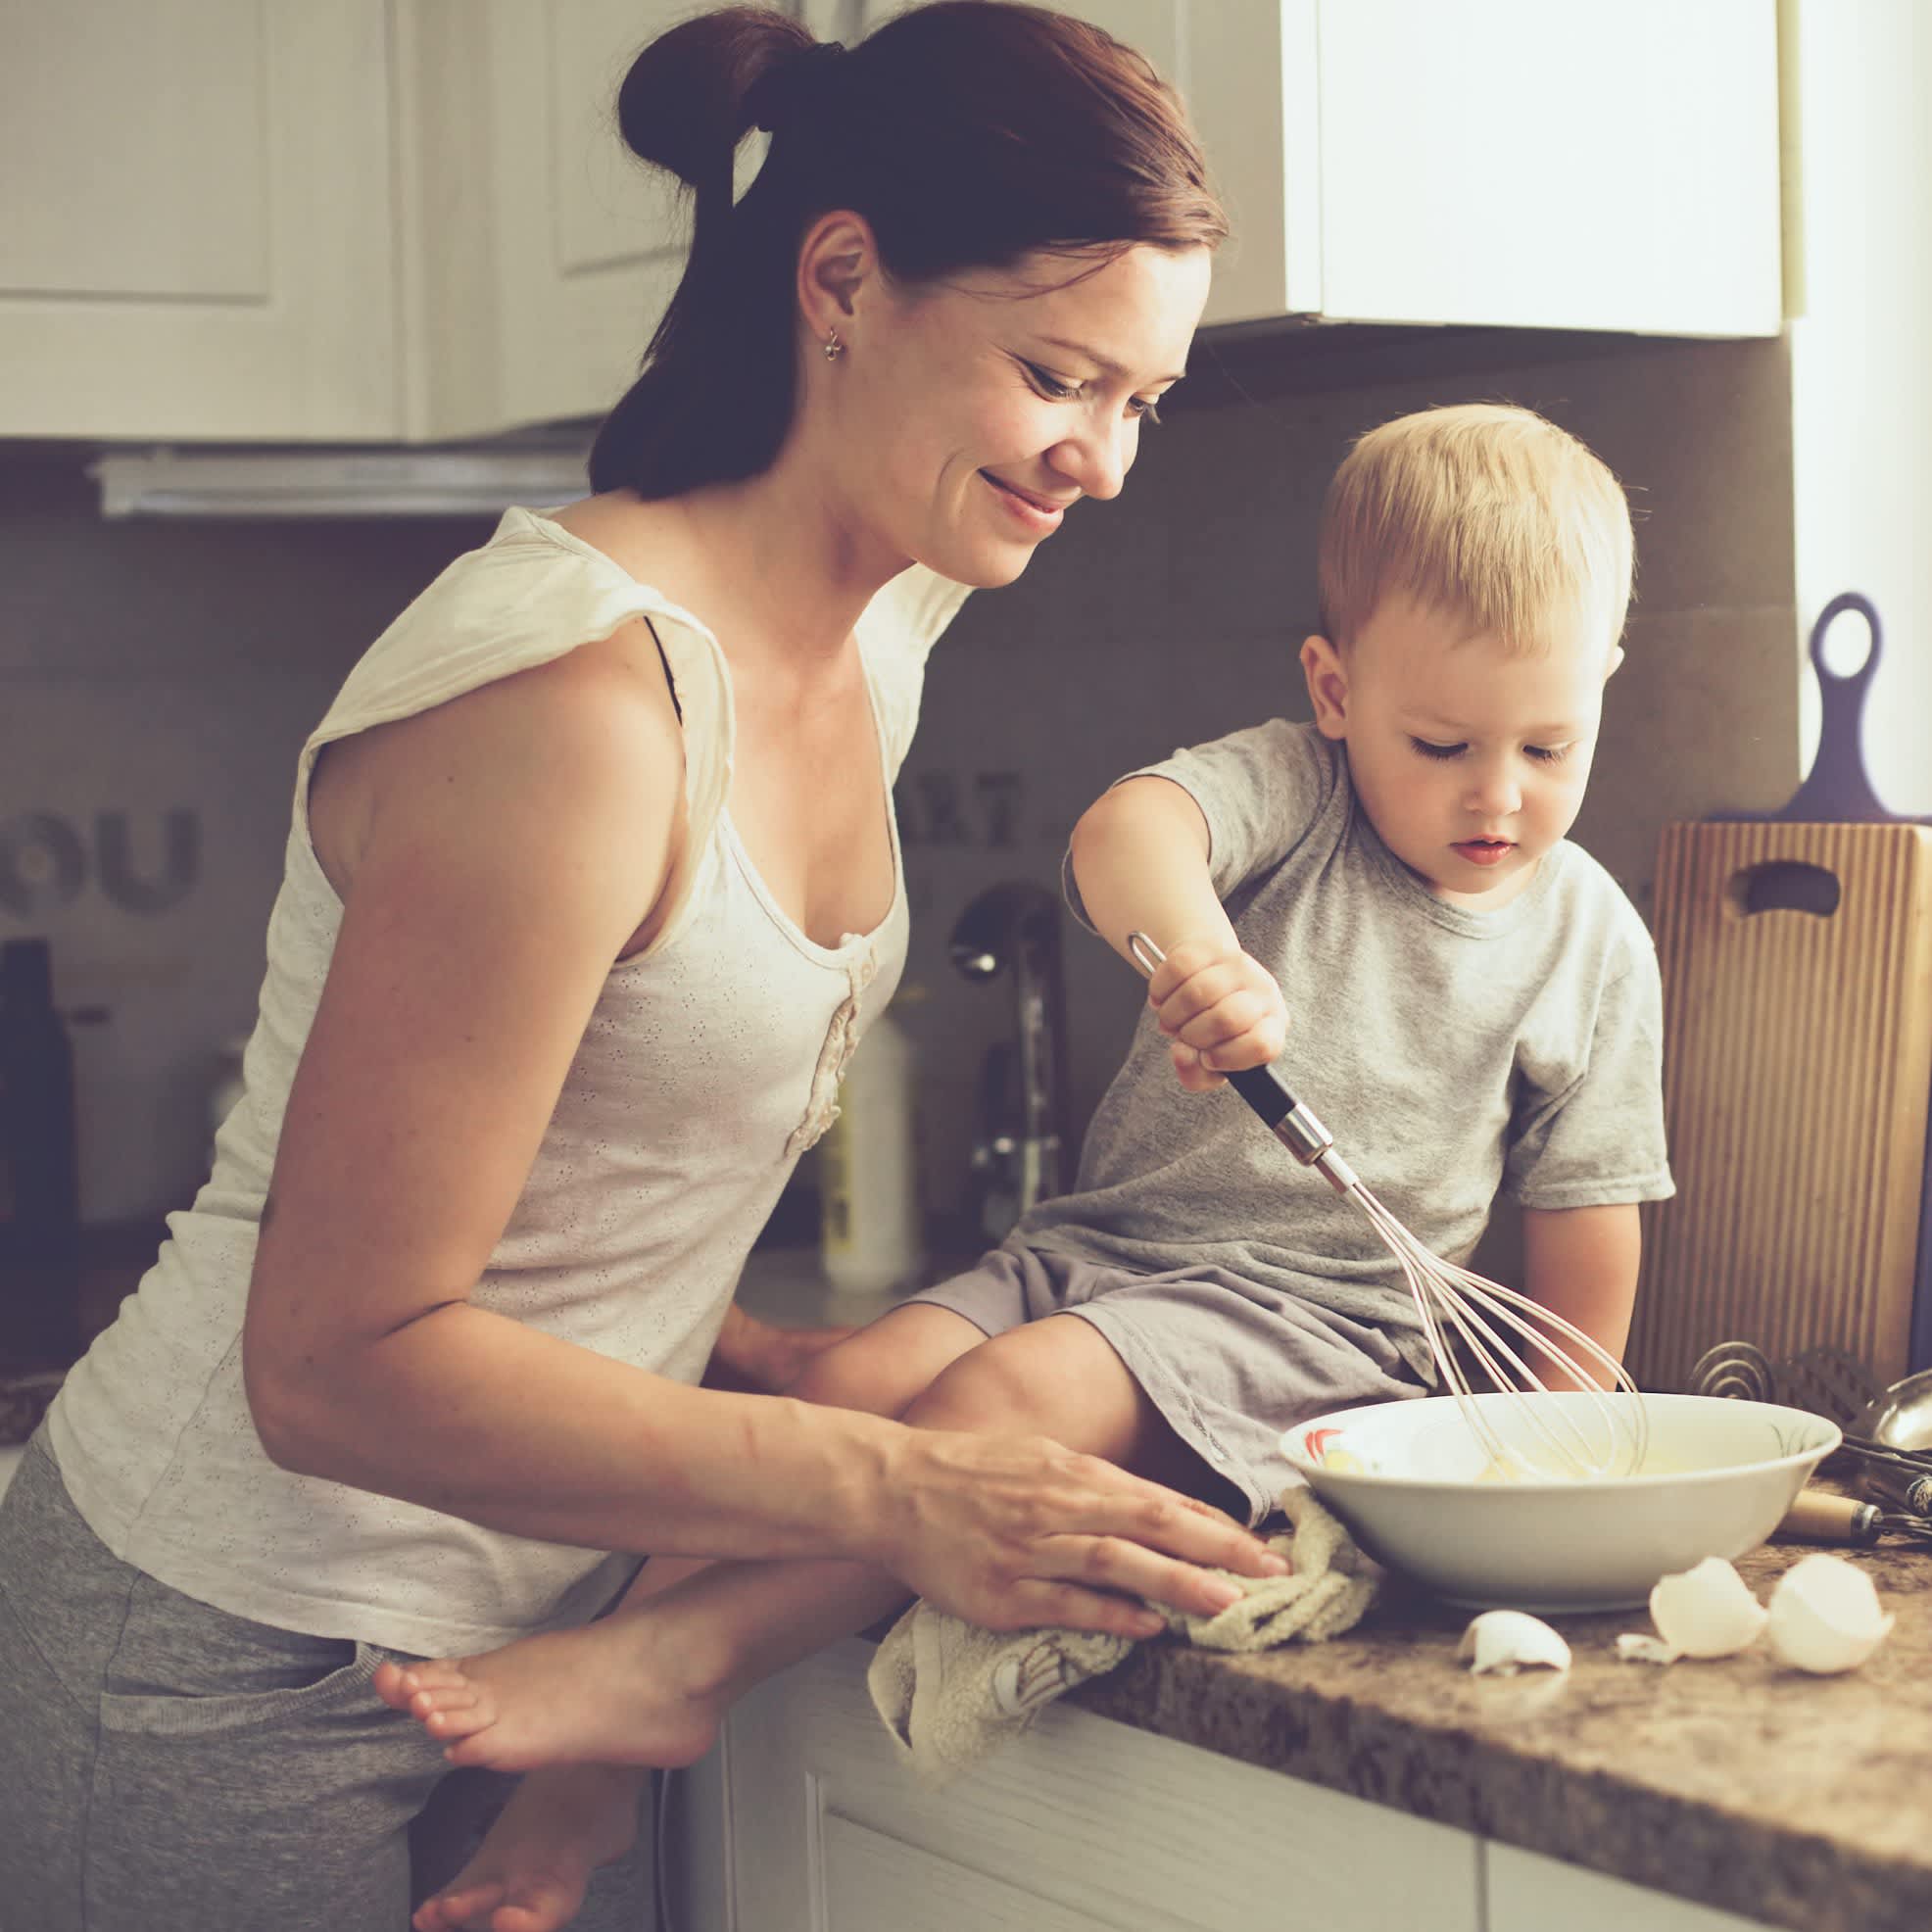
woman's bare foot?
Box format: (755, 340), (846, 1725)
(412, 1762), (645, 1932)
(373, 1607), (730, 1772)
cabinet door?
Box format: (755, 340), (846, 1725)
(1305, 0), (1782, 335)
(0, 1), (398, 439)
(720, 1638), (1479, 1932)
(400, 0), (794, 442)
(853, 0), (1780, 339)
(1484, 1843), (1779, 1932)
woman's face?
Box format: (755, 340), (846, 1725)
(835, 243), (1211, 588)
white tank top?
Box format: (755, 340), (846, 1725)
(47, 507), (970, 1654)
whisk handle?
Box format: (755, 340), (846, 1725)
(1229, 1063), (1347, 1174)
(1224, 1063), (1294, 1129)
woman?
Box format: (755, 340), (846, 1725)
(0, 7), (1268, 1928)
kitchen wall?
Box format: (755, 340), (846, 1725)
(0, 324), (1800, 1256)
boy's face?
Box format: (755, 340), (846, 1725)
(1301, 597), (1617, 910)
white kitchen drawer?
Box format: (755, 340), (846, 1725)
(1484, 1841), (1779, 1932)
(820, 1811), (1127, 1932)
(722, 1637), (1479, 1932)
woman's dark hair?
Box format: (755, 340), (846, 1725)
(588, 2), (1227, 499)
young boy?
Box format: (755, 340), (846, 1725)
(385, 403), (1672, 1932)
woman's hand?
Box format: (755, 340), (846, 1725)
(703, 1305), (856, 1397)
(1143, 939), (1288, 1093)
(874, 1429), (1286, 1637)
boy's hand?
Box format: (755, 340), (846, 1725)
(703, 1304), (856, 1396)
(1144, 939), (1289, 1093)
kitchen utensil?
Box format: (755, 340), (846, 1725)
(1688, 1340), (1932, 1539)
(1753, 1487), (1932, 1549)
(1686, 1339), (1883, 1429)
(1281, 1393), (1839, 1611)
(1628, 595), (1932, 1391)
(1124, 932), (1647, 1480)
(1845, 1367), (1932, 1515)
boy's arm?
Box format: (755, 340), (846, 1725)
(1068, 777), (1287, 1090)
(1068, 775), (1236, 960)
(1520, 1202), (1642, 1387)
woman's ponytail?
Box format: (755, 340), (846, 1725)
(611, 9), (813, 247)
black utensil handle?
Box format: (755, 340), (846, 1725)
(1225, 1062), (1295, 1128)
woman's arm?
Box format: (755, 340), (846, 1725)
(242, 638), (1275, 1629)
(1069, 776), (1287, 1089)
(1520, 1202), (1642, 1387)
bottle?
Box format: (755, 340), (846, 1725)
(0, 939), (82, 1366)
(819, 988), (924, 1298)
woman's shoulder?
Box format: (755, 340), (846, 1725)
(310, 621), (687, 901)
(316, 507), (713, 744)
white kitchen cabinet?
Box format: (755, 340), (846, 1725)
(692, 1638), (1792, 1932)
(858, 0), (1782, 337)
(1483, 1842), (1778, 1932)
(0, 0), (1780, 445)
(0, 2), (399, 440)
(715, 1637), (1479, 1932)
(0, 0), (783, 444)
(393, 0), (705, 441)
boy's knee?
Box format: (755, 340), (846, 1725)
(902, 1339), (1049, 1436)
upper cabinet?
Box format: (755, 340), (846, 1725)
(0, 3), (399, 440)
(0, 0), (741, 444)
(862, 0), (1784, 338)
(0, 0), (1782, 447)
(393, 0), (706, 441)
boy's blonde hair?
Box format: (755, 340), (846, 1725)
(1317, 404), (1633, 657)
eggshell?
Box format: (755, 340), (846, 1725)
(1614, 1632), (1680, 1666)
(1648, 1557), (1768, 1659)
(1765, 1553), (1895, 1675)
(1459, 1610), (1572, 1675)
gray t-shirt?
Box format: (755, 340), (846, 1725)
(1018, 719), (1674, 1381)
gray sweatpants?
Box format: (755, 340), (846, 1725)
(0, 1429), (653, 1931)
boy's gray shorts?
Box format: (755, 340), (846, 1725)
(0, 1428), (652, 1932)
(906, 1246), (1425, 1523)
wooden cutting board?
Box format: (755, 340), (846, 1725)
(1628, 596), (1932, 1390)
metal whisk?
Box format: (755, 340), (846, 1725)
(1126, 934), (1649, 1480)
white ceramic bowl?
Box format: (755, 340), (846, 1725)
(1280, 1393), (1841, 1612)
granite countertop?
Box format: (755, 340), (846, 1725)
(1074, 1497), (1932, 1932)
(738, 1246), (1932, 1932)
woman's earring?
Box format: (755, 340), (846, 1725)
(823, 328), (845, 362)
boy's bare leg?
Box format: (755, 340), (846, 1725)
(398, 1312), (1223, 1780)
(403, 1303), (986, 1932)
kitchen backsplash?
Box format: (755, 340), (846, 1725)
(0, 327), (1800, 1237)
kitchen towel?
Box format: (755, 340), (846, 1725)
(866, 1484), (1377, 1786)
